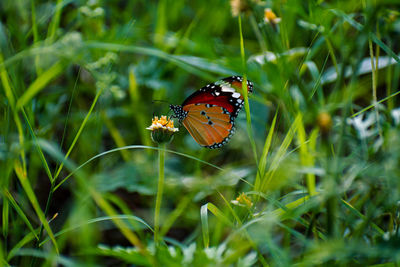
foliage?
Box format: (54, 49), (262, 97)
(1, 0), (400, 266)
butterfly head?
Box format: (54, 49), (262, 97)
(169, 104), (188, 122)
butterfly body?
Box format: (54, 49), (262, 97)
(170, 76), (253, 149)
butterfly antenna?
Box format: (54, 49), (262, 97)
(151, 99), (173, 120)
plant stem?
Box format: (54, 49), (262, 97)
(154, 143), (166, 246)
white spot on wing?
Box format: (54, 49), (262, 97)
(232, 92), (241, 98)
(221, 85), (235, 92)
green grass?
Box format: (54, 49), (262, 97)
(1, 0), (400, 266)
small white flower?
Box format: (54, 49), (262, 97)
(264, 8), (281, 24)
(391, 107), (400, 125)
(347, 113), (377, 139)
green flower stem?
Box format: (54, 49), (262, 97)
(154, 143), (166, 246)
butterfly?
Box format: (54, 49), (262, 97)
(170, 76), (253, 149)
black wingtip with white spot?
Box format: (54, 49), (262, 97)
(223, 76), (254, 93)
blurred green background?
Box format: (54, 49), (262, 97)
(1, 0), (400, 266)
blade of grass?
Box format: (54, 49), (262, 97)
(101, 112), (130, 161)
(40, 215), (153, 247)
(13, 161), (59, 253)
(160, 196), (191, 237)
(85, 42), (215, 80)
(154, 0), (167, 48)
(7, 231), (37, 261)
(0, 244), (9, 267)
(21, 109), (53, 182)
(105, 194), (146, 240)
(91, 191), (151, 259)
(16, 61), (65, 110)
(246, 191), (326, 240)
(154, 143), (165, 246)
(203, 203), (235, 227)
(0, 53), (27, 175)
(217, 191), (242, 225)
(13, 113), (27, 173)
(46, 0), (63, 42)
(53, 83), (104, 181)
(249, 13), (267, 52)
(351, 90), (400, 117)
(53, 145), (253, 192)
(307, 56), (328, 103)
(200, 204), (210, 248)
(260, 114), (301, 192)
(201, 203), (234, 248)
(330, 9), (400, 64)
(0, 53), (16, 109)
(254, 111), (278, 193)
(128, 69), (151, 147)
(238, 14), (258, 166)
(216, 190), (270, 265)
(13, 249), (75, 266)
(324, 35), (340, 79)
(369, 37), (382, 138)
(57, 66), (80, 170)
(2, 196), (8, 239)
(271, 194), (313, 218)
(296, 115), (317, 196)
(341, 199), (384, 235)
(38, 140), (154, 263)
(30, 0), (42, 75)
(3, 189), (39, 240)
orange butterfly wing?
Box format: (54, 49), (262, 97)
(182, 104), (235, 148)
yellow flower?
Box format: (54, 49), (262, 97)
(235, 192), (253, 208)
(146, 116), (178, 144)
(264, 8), (281, 24)
(317, 112), (332, 133)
